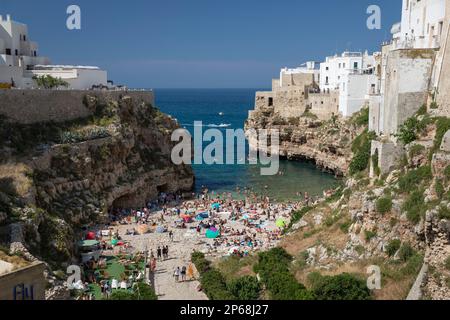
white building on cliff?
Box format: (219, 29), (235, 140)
(0, 14), (108, 89)
(319, 51), (380, 117)
(392, 0), (446, 50)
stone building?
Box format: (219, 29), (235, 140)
(252, 67), (317, 119)
(0, 261), (46, 300)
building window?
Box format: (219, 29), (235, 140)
(268, 97), (273, 107)
(15, 49), (18, 56)
(354, 62), (358, 69)
(34, 51), (37, 57)
(23, 35), (26, 41)
(5, 48), (11, 55)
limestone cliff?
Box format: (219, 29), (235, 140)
(278, 114), (450, 300)
(0, 92), (193, 266)
(245, 104), (367, 176)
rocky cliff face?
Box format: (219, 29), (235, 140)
(279, 116), (450, 300)
(0, 93), (193, 266)
(245, 105), (367, 176)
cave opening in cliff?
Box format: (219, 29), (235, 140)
(112, 193), (140, 209)
(157, 184), (169, 193)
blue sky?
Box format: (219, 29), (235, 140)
(1, 0), (401, 88)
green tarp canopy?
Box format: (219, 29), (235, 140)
(78, 240), (100, 247)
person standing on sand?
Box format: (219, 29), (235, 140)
(169, 230), (174, 242)
(157, 246), (162, 261)
(181, 266), (187, 282)
(187, 263), (194, 280)
(174, 267), (180, 282)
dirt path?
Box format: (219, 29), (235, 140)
(119, 222), (207, 300)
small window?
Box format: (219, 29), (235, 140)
(15, 49), (18, 56)
(23, 35), (26, 41)
(5, 48), (11, 55)
(268, 97), (273, 107)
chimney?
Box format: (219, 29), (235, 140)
(7, 14), (11, 21)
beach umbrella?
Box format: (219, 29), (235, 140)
(211, 203), (220, 209)
(206, 229), (220, 239)
(111, 239), (119, 246)
(86, 232), (96, 240)
(196, 215), (205, 221)
(209, 227), (218, 233)
(276, 219), (286, 228)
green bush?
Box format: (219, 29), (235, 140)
(311, 273), (371, 300)
(201, 269), (236, 300)
(289, 206), (313, 228)
(409, 144), (426, 159)
(396, 115), (429, 144)
(227, 276), (261, 300)
(349, 130), (376, 175)
(134, 283), (158, 300)
(364, 230), (377, 242)
(109, 290), (136, 300)
(398, 166), (432, 193)
(386, 239), (401, 257)
(376, 197), (393, 214)
(253, 248), (313, 300)
(436, 179), (445, 199)
(402, 190), (426, 224)
(398, 243), (415, 263)
(33, 75), (69, 89)
(351, 107), (369, 126)
(432, 117), (450, 154)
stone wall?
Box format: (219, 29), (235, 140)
(0, 89), (154, 124)
(382, 49), (436, 138)
(308, 91), (339, 120)
(370, 140), (404, 177)
(0, 262), (46, 300)
(434, 1), (450, 117)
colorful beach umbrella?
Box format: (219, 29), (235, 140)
(276, 219), (286, 228)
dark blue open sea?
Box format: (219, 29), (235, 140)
(155, 89), (337, 201)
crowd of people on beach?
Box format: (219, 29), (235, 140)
(73, 184), (339, 299)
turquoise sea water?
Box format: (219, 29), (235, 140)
(155, 89), (337, 201)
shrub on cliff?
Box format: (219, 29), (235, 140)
(200, 269), (236, 300)
(396, 113), (429, 145)
(349, 130), (376, 175)
(398, 166), (432, 193)
(402, 190), (426, 224)
(254, 248), (313, 300)
(351, 107), (369, 126)
(386, 239), (401, 257)
(227, 276), (261, 300)
(376, 197), (393, 214)
(310, 273), (371, 300)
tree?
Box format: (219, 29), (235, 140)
(227, 276), (261, 300)
(312, 273), (371, 300)
(33, 75), (69, 89)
